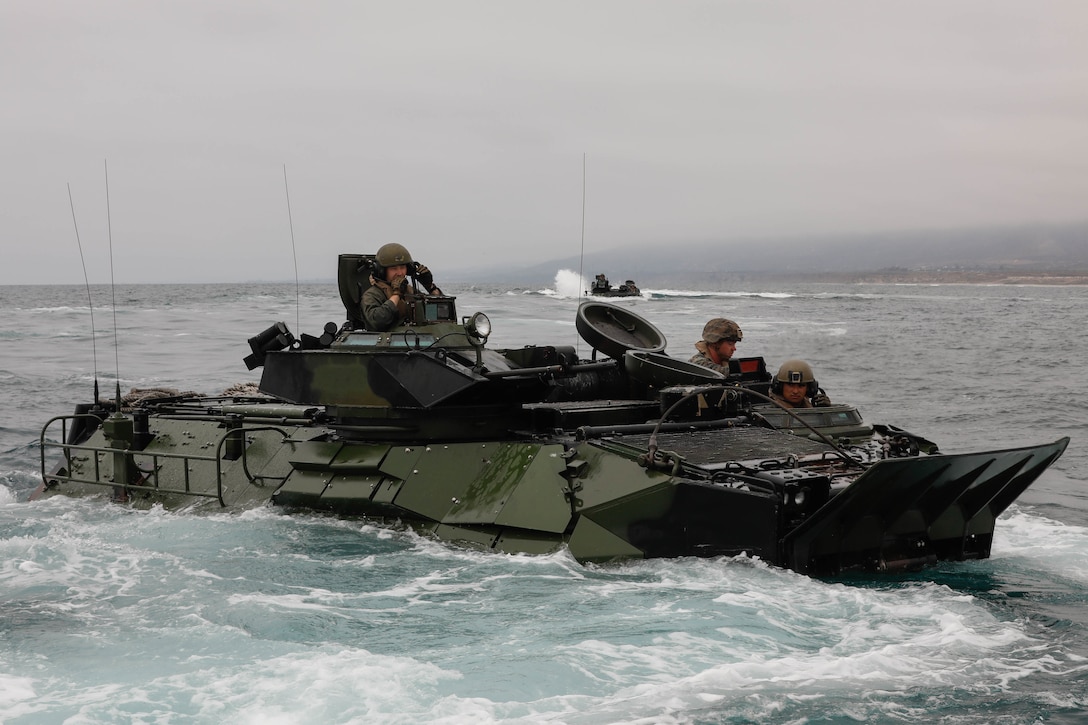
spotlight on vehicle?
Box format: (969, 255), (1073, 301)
(463, 312), (491, 344)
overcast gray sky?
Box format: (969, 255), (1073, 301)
(3, 1), (1086, 285)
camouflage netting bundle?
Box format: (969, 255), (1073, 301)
(220, 382), (262, 397)
(120, 387), (204, 411)
(117, 382), (266, 411)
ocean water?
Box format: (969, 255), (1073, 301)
(2, 273), (1087, 724)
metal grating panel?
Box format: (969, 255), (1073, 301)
(620, 427), (831, 466)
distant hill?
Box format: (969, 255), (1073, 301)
(447, 221), (1088, 287)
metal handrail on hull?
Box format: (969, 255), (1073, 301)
(40, 415), (292, 507)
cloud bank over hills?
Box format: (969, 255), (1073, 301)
(451, 221), (1088, 287)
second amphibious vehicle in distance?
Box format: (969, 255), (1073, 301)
(588, 273), (641, 297)
(37, 253), (1069, 576)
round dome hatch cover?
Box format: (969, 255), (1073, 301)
(575, 301), (667, 359)
(624, 350), (725, 387)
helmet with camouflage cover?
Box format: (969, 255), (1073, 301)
(773, 359), (818, 397)
(701, 318), (743, 343)
(373, 243), (414, 277)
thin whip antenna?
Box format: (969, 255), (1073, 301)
(283, 164), (300, 334)
(575, 153), (587, 356)
(578, 153), (586, 297)
(67, 183), (100, 405)
(104, 159), (122, 408)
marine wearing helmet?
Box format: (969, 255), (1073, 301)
(688, 318), (743, 375)
(361, 243), (442, 331)
(770, 359), (831, 408)
(372, 242), (414, 275)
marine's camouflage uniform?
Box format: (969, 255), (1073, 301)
(362, 276), (412, 331)
(688, 342), (734, 375)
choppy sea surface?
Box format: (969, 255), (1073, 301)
(2, 272), (1087, 724)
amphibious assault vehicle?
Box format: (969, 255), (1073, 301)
(588, 273), (641, 297)
(36, 254), (1069, 575)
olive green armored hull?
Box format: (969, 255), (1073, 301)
(38, 395), (1068, 574)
